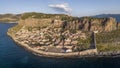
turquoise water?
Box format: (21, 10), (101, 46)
(0, 23), (120, 68)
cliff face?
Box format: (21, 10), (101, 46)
(80, 17), (117, 32)
(117, 22), (120, 29)
(8, 13), (120, 54)
(18, 17), (117, 32)
(19, 18), (51, 27)
(60, 17), (117, 32)
(17, 12), (118, 32)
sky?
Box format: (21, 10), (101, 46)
(0, 0), (120, 17)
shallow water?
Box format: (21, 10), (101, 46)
(0, 23), (120, 68)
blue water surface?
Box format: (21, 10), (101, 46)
(0, 23), (120, 68)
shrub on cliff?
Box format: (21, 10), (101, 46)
(8, 25), (23, 36)
(20, 12), (71, 20)
(76, 37), (91, 51)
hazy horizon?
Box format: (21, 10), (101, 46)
(0, 0), (120, 17)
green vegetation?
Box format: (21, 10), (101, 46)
(21, 12), (70, 20)
(0, 19), (17, 22)
(81, 17), (106, 21)
(0, 14), (20, 22)
(77, 37), (91, 51)
(26, 25), (49, 31)
(97, 43), (120, 52)
(61, 16), (78, 21)
(0, 14), (18, 19)
(20, 12), (80, 23)
(27, 27), (33, 31)
(8, 25), (23, 35)
(69, 29), (77, 34)
(96, 29), (120, 52)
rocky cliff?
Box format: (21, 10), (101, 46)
(8, 13), (120, 56)
(19, 18), (52, 27)
(12, 14), (118, 51)
(52, 17), (117, 32)
(18, 15), (117, 32)
(117, 22), (120, 29)
(78, 17), (117, 32)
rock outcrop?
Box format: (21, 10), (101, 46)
(18, 17), (117, 32)
(19, 18), (51, 27)
(60, 17), (117, 32)
(117, 22), (120, 29)
(8, 13), (120, 57)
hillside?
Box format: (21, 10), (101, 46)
(0, 14), (20, 23)
(20, 12), (76, 20)
(18, 12), (118, 32)
(94, 14), (120, 22)
(8, 12), (120, 54)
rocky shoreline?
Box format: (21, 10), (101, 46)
(6, 13), (120, 58)
(7, 31), (97, 58)
(7, 31), (120, 58)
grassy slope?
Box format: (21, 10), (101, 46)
(96, 29), (120, 52)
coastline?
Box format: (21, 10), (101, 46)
(0, 22), (18, 24)
(7, 31), (120, 58)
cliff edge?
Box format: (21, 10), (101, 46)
(7, 12), (120, 58)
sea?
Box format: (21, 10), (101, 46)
(0, 23), (120, 68)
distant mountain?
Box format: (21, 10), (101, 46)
(0, 14), (21, 23)
(94, 14), (120, 22)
